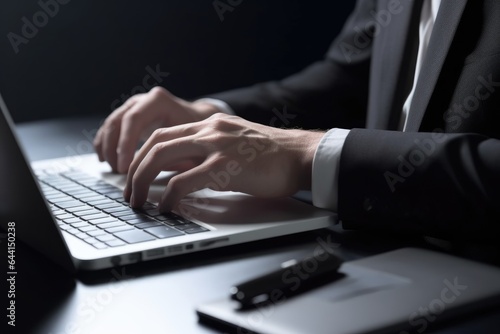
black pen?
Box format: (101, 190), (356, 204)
(230, 250), (344, 307)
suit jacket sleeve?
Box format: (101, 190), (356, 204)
(210, 0), (500, 239)
(338, 129), (500, 240)
(209, 0), (377, 130)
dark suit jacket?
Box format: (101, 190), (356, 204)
(211, 0), (500, 239)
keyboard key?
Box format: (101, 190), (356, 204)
(144, 226), (184, 239)
(92, 184), (115, 190)
(105, 225), (135, 233)
(168, 212), (184, 220)
(134, 221), (163, 229)
(73, 232), (88, 239)
(155, 213), (183, 221)
(142, 202), (157, 210)
(64, 188), (94, 197)
(104, 191), (125, 200)
(87, 230), (108, 237)
(114, 230), (156, 244)
(105, 207), (132, 214)
(87, 199), (116, 206)
(145, 209), (180, 219)
(154, 215), (173, 222)
(79, 226), (98, 232)
(65, 227), (79, 235)
(98, 202), (124, 210)
(144, 209), (161, 217)
(76, 209), (102, 217)
(89, 217), (118, 225)
(125, 217), (158, 225)
(94, 202), (123, 210)
(39, 175), (64, 182)
(162, 220), (183, 226)
(58, 185), (85, 193)
(111, 209), (139, 217)
(96, 234), (117, 242)
(62, 171), (90, 179)
(67, 205), (94, 213)
(55, 213), (74, 220)
(70, 222), (89, 228)
(41, 187), (58, 194)
(83, 237), (99, 245)
(98, 221), (127, 229)
(56, 200), (85, 209)
(83, 213), (109, 221)
(64, 217), (84, 224)
(78, 180), (105, 188)
(105, 239), (126, 247)
(52, 209), (66, 216)
(46, 194), (73, 202)
(77, 194), (106, 202)
(52, 183), (75, 190)
(119, 214), (152, 221)
(173, 223), (203, 231)
(95, 186), (120, 194)
(184, 226), (209, 234)
(92, 242), (108, 249)
(82, 194), (108, 201)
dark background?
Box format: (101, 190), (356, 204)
(0, 0), (355, 123)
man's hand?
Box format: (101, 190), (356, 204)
(123, 113), (325, 212)
(93, 87), (220, 173)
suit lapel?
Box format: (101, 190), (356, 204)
(405, 0), (468, 132)
(366, 0), (419, 130)
(367, 0), (417, 130)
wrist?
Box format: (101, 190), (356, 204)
(291, 130), (325, 190)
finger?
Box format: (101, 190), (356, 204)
(124, 125), (200, 198)
(94, 118), (116, 163)
(101, 100), (139, 171)
(94, 99), (136, 161)
(127, 137), (205, 207)
(116, 105), (151, 174)
(159, 162), (215, 212)
(93, 126), (105, 162)
(101, 121), (121, 172)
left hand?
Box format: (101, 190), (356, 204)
(124, 113), (325, 212)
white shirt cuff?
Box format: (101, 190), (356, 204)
(194, 98), (235, 115)
(312, 128), (350, 212)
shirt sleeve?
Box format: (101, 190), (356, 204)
(194, 98), (235, 115)
(312, 128), (350, 212)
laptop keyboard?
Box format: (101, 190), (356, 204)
(36, 170), (208, 249)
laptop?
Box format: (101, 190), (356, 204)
(197, 247), (500, 334)
(0, 93), (335, 272)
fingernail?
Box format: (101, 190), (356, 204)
(130, 194), (136, 207)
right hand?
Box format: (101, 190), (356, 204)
(93, 86), (220, 173)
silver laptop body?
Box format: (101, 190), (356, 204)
(0, 93), (335, 272)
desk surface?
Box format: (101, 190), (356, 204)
(7, 116), (500, 334)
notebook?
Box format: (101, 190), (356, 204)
(197, 247), (500, 334)
(0, 93), (335, 272)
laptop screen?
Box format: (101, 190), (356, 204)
(0, 93), (74, 272)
